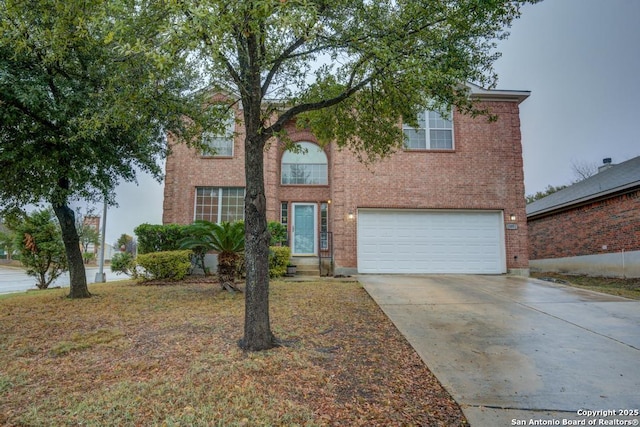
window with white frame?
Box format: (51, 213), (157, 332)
(194, 187), (244, 222)
(202, 113), (235, 157)
(281, 142), (328, 185)
(403, 109), (454, 150)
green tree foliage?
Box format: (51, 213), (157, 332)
(1, 0), (535, 344)
(9, 209), (68, 289)
(151, 0), (537, 350)
(0, 0), (210, 298)
(0, 222), (16, 261)
(116, 234), (136, 254)
(75, 214), (101, 255)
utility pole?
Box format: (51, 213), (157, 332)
(94, 200), (107, 283)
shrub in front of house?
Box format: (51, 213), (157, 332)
(135, 250), (192, 281)
(134, 223), (193, 254)
(269, 246), (291, 278)
(268, 221), (287, 246)
(110, 252), (135, 275)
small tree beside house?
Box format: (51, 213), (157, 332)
(9, 209), (68, 289)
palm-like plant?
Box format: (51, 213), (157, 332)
(180, 220), (244, 292)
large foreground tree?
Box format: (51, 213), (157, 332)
(0, 1), (211, 297)
(158, 0), (537, 350)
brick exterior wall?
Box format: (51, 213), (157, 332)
(329, 101), (529, 272)
(528, 190), (640, 260)
(163, 108), (247, 224)
(163, 99), (529, 273)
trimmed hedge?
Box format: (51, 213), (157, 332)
(134, 223), (193, 254)
(269, 246), (291, 278)
(135, 250), (192, 281)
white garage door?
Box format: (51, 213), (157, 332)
(357, 209), (506, 274)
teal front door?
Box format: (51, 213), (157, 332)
(292, 203), (317, 255)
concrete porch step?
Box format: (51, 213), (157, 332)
(289, 257), (320, 277)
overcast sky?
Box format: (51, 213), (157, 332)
(99, 0), (640, 245)
(494, 0), (640, 191)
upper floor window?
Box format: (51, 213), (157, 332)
(281, 142), (328, 185)
(202, 113), (235, 157)
(403, 109), (454, 150)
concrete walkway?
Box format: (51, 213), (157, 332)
(359, 274), (640, 426)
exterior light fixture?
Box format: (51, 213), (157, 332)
(510, 214), (516, 221)
(348, 211), (354, 220)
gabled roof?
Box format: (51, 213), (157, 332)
(527, 156), (640, 218)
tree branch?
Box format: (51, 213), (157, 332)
(0, 96), (59, 131)
(263, 73), (374, 138)
(261, 36), (306, 97)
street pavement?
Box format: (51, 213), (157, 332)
(0, 264), (130, 294)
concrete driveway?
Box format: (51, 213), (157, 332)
(359, 274), (640, 426)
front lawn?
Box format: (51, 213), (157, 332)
(0, 279), (467, 426)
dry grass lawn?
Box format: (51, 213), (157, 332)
(0, 278), (467, 426)
(531, 272), (640, 300)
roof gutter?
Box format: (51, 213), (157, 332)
(466, 82), (530, 104)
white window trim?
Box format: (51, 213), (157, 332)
(193, 187), (245, 223)
(403, 108), (455, 150)
(281, 141), (328, 185)
(201, 114), (235, 157)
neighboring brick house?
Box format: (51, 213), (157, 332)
(527, 156), (640, 278)
(82, 215), (100, 255)
(163, 84), (530, 276)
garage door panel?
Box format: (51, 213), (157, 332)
(357, 210), (505, 274)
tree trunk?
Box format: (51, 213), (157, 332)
(235, 22), (278, 351)
(218, 252), (241, 293)
(53, 203), (91, 298)
(239, 132), (277, 351)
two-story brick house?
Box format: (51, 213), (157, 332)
(162, 84), (530, 276)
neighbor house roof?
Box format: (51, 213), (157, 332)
(527, 156), (640, 218)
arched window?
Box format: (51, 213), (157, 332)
(281, 142), (328, 185)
